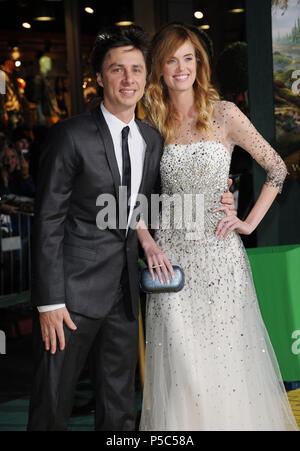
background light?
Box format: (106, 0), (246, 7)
(115, 20), (134, 26)
(115, 3), (134, 27)
(229, 8), (245, 13)
(194, 11), (204, 19)
(33, 3), (56, 21)
(34, 16), (55, 22)
(15, 61), (21, 68)
(228, 1), (245, 13)
(22, 22), (31, 29)
(85, 7), (94, 14)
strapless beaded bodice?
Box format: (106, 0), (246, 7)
(161, 141), (231, 203)
(158, 141), (232, 239)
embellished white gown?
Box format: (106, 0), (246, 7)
(139, 101), (298, 431)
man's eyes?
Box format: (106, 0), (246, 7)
(112, 67), (143, 73)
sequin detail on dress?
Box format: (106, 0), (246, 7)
(139, 101), (297, 431)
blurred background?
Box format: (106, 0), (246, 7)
(0, 0), (299, 431)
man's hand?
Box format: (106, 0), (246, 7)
(222, 179), (236, 214)
(39, 307), (77, 355)
(214, 178), (237, 217)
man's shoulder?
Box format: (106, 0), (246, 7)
(135, 118), (163, 142)
(55, 111), (93, 133)
(44, 111), (97, 150)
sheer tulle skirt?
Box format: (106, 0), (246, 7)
(139, 230), (298, 431)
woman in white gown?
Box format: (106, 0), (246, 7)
(137, 24), (298, 431)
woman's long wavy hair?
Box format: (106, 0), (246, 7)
(143, 23), (220, 144)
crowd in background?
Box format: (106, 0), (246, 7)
(0, 52), (70, 235)
(0, 126), (37, 294)
(0, 127), (36, 231)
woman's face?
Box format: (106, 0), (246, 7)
(161, 40), (197, 95)
(3, 149), (18, 173)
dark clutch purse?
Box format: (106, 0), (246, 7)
(139, 261), (185, 294)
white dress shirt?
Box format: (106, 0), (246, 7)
(100, 102), (146, 226)
(38, 103), (146, 313)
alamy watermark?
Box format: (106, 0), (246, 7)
(0, 330), (6, 355)
(291, 70), (300, 95)
(96, 188), (205, 240)
(291, 330), (300, 356)
(0, 70), (5, 95)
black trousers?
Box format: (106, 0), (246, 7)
(27, 287), (139, 431)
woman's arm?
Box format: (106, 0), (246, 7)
(216, 184), (279, 238)
(137, 218), (175, 283)
(216, 101), (287, 239)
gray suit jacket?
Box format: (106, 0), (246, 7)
(31, 107), (163, 320)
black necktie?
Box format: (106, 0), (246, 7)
(121, 126), (131, 220)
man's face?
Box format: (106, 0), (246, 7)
(97, 46), (147, 116)
(16, 138), (29, 152)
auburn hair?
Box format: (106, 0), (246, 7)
(143, 23), (220, 144)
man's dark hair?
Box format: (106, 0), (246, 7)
(91, 25), (149, 75)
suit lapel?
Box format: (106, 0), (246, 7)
(91, 110), (153, 198)
(92, 109), (155, 238)
(135, 119), (153, 196)
(91, 107), (121, 198)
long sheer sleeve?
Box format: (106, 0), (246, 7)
(224, 101), (287, 193)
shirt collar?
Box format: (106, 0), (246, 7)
(101, 102), (136, 134)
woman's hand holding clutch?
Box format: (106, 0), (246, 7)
(137, 218), (175, 284)
(142, 240), (175, 284)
